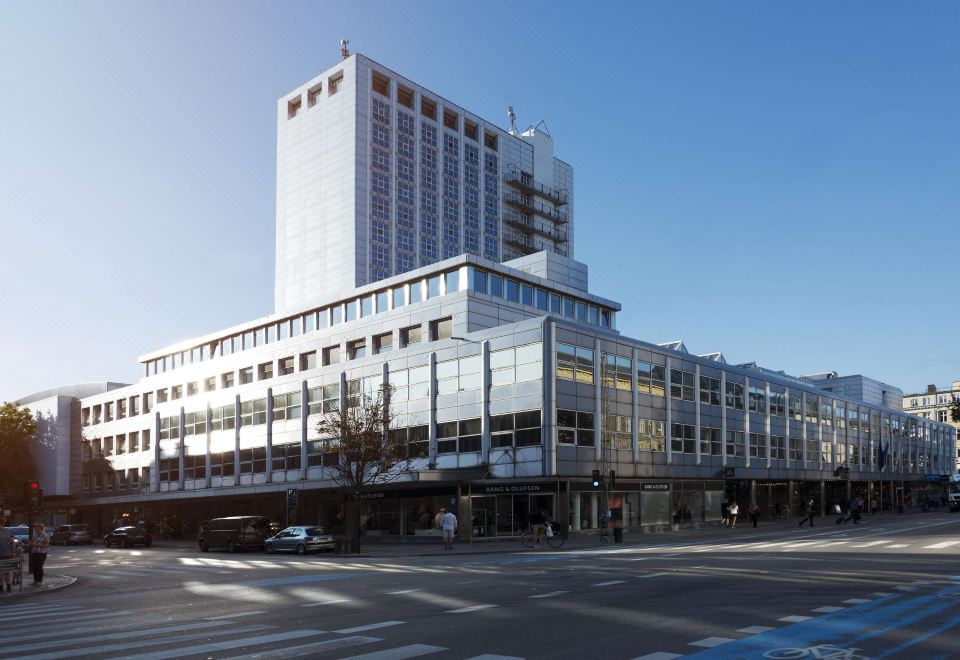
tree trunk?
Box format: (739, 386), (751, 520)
(342, 494), (361, 554)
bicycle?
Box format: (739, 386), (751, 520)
(762, 644), (867, 659)
(520, 524), (565, 549)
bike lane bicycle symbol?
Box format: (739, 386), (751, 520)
(762, 643), (869, 659)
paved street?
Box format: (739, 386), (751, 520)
(1, 513), (958, 659)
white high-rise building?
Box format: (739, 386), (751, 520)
(275, 53), (574, 313)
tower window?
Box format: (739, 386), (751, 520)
(307, 83), (321, 107)
(287, 96), (301, 119)
(443, 109), (458, 131)
(372, 71), (390, 96)
(421, 97), (437, 121)
(464, 119), (478, 141)
(484, 130), (498, 151)
(328, 72), (344, 96)
(397, 85), (414, 109)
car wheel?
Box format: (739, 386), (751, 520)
(227, 541), (236, 553)
(122, 539), (131, 548)
(200, 541), (209, 552)
(144, 538), (152, 548)
(296, 544), (306, 555)
(103, 538), (111, 547)
(266, 544), (274, 553)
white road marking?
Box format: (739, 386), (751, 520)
(631, 653), (683, 660)
(812, 606), (844, 613)
(843, 598), (872, 604)
(779, 615), (813, 623)
(115, 629), (326, 660)
(529, 591), (569, 598)
(0, 621), (231, 654)
(445, 604), (499, 614)
(386, 588), (424, 594)
(895, 586), (917, 591)
(887, 544), (909, 548)
(689, 637), (734, 648)
(738, 626), (775, 634)
(206, 611), (268, 620)
(639, 572), (671, 578)
(466, 656), (525, 660)
(334, 621), (406, 634)
(850, 541), (890, 548)
(0, 608), (108, 623)
(224, 635), (381, 659)
(872, 592), (895, 597)
(593, 580), (625, 586)
(302, 599), (351, 607)
(924, 541), (960, 549)
(338, 644), (447, 660)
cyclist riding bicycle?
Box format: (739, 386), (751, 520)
(529, 510), (547, 545)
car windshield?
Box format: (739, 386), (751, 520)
(306, 527), (328, 535)
(8, 527), (28, 535)
(71, 525), (90, 531)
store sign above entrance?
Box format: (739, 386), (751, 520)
(477, 483), (548, 494)
(641, 483), (670, 492)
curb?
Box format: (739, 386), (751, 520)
(1, 575), (78, 599)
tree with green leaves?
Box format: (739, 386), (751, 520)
(315, 384), (419, 553)
(0, 402), (38, 507)
(950, 396), (960, 424)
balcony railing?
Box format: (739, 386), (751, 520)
(503, 210), (568, 243)
(503, 192), (569, 225)
(503, 171), (568, 206)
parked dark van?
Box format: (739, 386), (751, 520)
(199, 516), (271, 552)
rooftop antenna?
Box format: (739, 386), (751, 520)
(507, 106), (517, 134)
(340, 38), (350, 60)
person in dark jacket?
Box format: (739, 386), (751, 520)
(798, 499), (816, 527)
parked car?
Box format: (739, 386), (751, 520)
(52, 524), (93, 545)
(103, 526), (152, 548)
(264, 526), (335, 554)
(198, 516), (271, 553)
(5, 526), (30, 548)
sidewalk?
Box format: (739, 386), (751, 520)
(0, 574), (76, 599)
(147, 509), (947, 558)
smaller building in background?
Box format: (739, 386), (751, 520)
(903, 381), (960, 474)
(803, 372), (903, 411)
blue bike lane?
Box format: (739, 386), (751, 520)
(686, 578), (960, 659)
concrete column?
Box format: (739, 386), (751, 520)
(588, 493), (598, 529)
(632, 347), (640, 464)
(665, 356), (673, 466)
(204, 404), (212, 490)
(819, 480), (826, 517)
(801, 391), (808, 469)
(744, 376), (751, 469)
(428, 352), (438, 466)
(233, 394), (241, 479)
(152, 411), (161, 493)
(178, 406), (185, 489)
(265, 386), (273, 483)
(817, 396), (824, 471)
(784, 386), (791, 469)
(765, 382), (772, 469)
(695, 363), (702, 467)
(721, 371), (728, 468)
(300, 379), (309, 481)
(571, 492), (582, 531)
(539, 326), (552, 476)
(481, 339), (492, 464)
(594, 337), (602, 464)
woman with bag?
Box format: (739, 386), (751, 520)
(728, 501), (739, 528)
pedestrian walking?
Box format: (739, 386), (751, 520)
(840, 496), (861, 524)
(440, 509), (458, 550)
(728, 501), (739, 528)
(774, 502), (783, 519)
(28, 523), (49, 584)
(749, 501), (760, 528)
(720, 500), (729, 527)
(434, 508), (445, 530)
(798, 498), (816, 527)
(0, 517), (19, 593)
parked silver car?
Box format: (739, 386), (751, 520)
(51, 524), (93, 545)
(264, 526), (335, 554)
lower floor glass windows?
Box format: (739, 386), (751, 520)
(671, 423), (695, 453)
(239, 447), (267, 473)
(638, 418), (665, 451)
(272, 443), (301, 470)
(557, 409), (594, 447)
(726, 430), (745, 457)
(159, 458), (178, 482)
(210, 451), (235, 477)
(184, 454), (205, 480)
(701, 427), (722, 455)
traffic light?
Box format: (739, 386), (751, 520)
(28, 481), (42, 508)
(591, 469), (601, 489)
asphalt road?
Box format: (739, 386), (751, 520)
(1, 513), (958, 660)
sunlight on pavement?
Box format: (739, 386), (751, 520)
(182, 580), (283, 604)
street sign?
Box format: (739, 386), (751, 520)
(286, 488), (298, 508)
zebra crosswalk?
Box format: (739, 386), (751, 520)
(0, 601), (522, 660)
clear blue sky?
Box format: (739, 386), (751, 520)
(2, 1), (958, 403)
